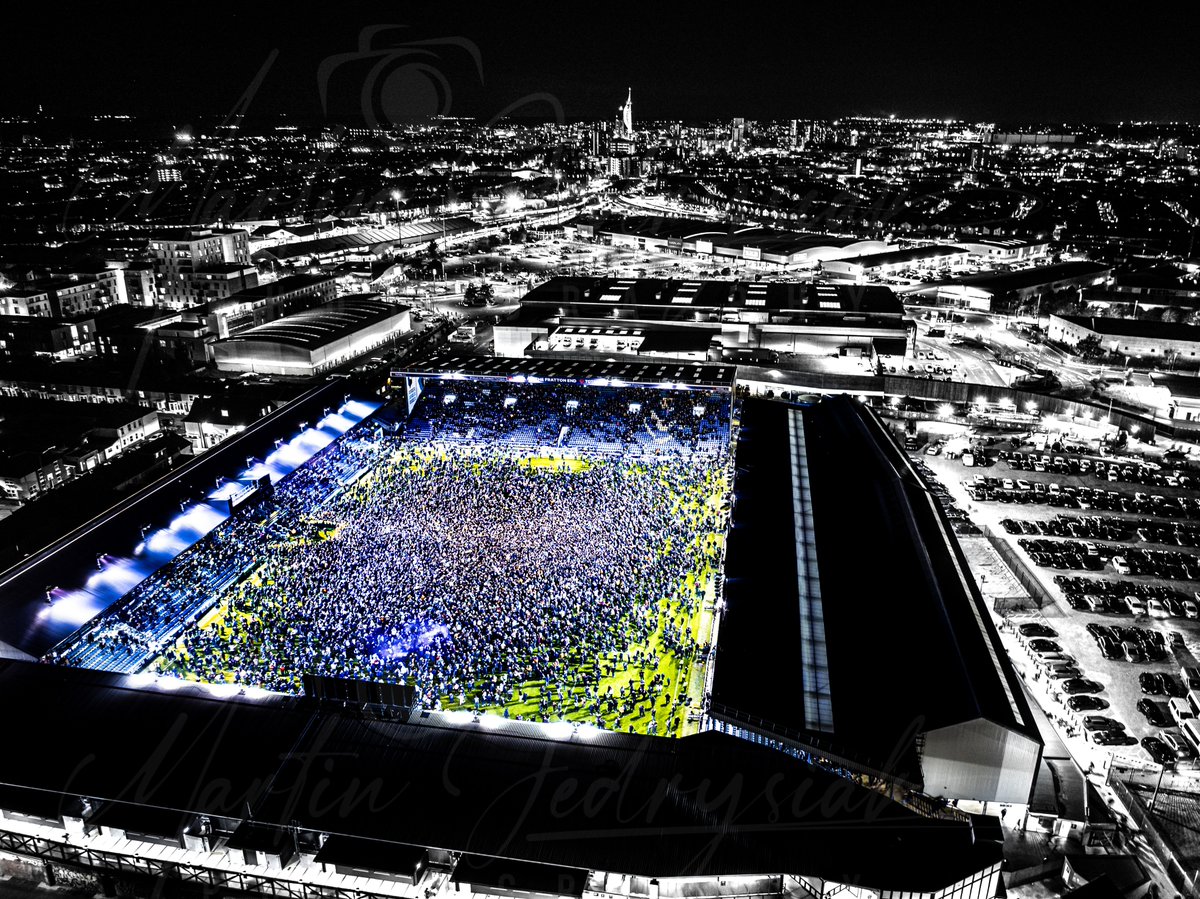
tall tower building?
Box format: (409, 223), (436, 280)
(619, 88), (633, 137)
(731, 118), (746, 152)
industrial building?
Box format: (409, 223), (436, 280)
(935, 262), (1112, 312)
(821, 245), (969, 281)
(251, 219), (480, 269)
(1048, 313), (1200, 364)
(213, 296), (410, 377)
(587, 216), (887, 267)
(494, 276), (908, 361)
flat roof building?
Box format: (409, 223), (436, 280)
(595, 216), (887, 267)
(496, 277), (908, 361)
(711, 396), (1041, 804)
(1048, 313), (1200, 366)
(213, 296), (410, 377)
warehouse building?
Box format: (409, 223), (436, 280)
(494, 277), (908, 361)
(936, 262), (1112, 312)
(1048, 313), (1200, 364)
(213, 296), (410, 377)
(821, 245), (970, 281)
(593, 216), (887, 267)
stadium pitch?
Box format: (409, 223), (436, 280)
(149, 440), (728, 738)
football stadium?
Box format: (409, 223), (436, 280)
(0, 353), (1040, 899)
(44, 359), (734, 737)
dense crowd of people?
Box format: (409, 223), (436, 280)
(52, 379), (733, 737)
(407, 379), (730, 457)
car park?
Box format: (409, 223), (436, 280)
(913, 436), (1200, 760)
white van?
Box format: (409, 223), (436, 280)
(1169, 697), (1196, 726)
(1181, 719), (1200, 754)
(1182, 666), (1200, 691)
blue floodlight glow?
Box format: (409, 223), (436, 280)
(37, 397), (382, 645)
(42, 589), (108, 627)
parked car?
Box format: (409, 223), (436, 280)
(1137, 698), (1171, 728)
(1092, 729), (1138, 746)
(1161, 731), (1196, 759)
(1140, 672), (1168, 695)
(1067, 695), (1109, 712)
(1062, 678), (1105, 695)
(1019, 623), (1058, 638)
(1141, 736), (1176, 766)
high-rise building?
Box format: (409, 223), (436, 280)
(618, 87), (633, 138)
(731, 117), (746, 152)
(149, 228), (257, 310)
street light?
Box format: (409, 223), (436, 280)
(390, 190), (401, 226)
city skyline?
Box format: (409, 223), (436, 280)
(4, 5), (1200, 124)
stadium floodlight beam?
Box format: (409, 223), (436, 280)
(95, 553), (105, 570)
(44, 586), (55, 604)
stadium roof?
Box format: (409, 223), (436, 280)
(713, 397), (1037, 771)
(0, 660), (1003, 890)
(521, 277), (903, 315)
(216, 297), (402, 350)
(396, 351), (735, 389)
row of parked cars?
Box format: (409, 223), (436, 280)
(1001, 515), (1131, 541)
(1018, 538), (1200, 589)
(912, 459), (982, 535)
(999, 451), (1192, 491)
(1052, 575), (1195, 619)
(1014, 623), (1135, 745)
(965, 475), (1200, 518)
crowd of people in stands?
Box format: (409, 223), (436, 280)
(406, 379), (730, 457)
(51, 379), (733, 736)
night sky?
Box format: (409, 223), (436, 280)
(6, 3), (1199, 125)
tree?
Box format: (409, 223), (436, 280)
(424, 239), (443, 279)
(1076, 333), (1104, 359)
(478, 282), (495, 305)
(464, 284), (478, 305)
